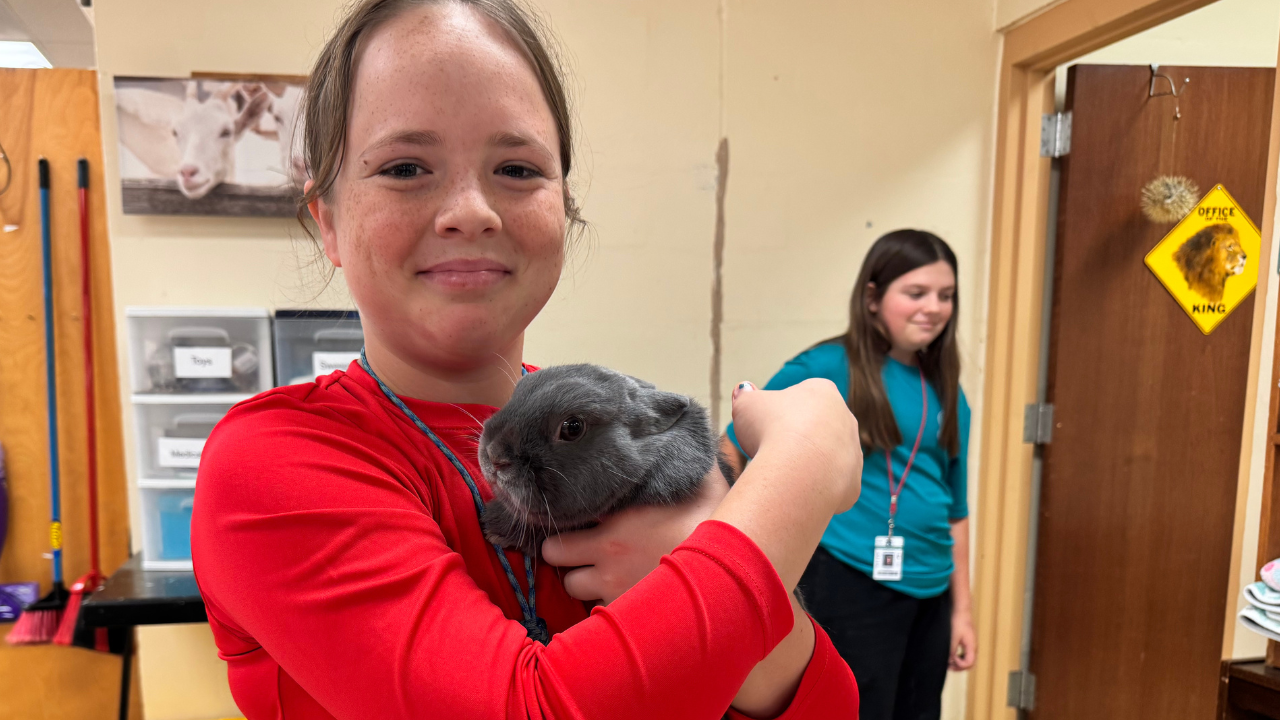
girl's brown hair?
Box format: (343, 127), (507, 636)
(297, 0), (582, 234)
(825, 229), (961, 456)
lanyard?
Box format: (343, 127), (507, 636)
(359, 348), (550, 644)
(885, 364), (928, 538)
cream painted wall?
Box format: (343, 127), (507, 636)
(94, 0), (722, 718)
(1050, 0), (1280, 661)
(718, 1), (1000, 714)
(1054, 0), (1280, 106)
(521, 0), (722, 390)
(1077, 0), (1280, 65)
(719, 0), (998, 421)
(996, 0), (1063, 30)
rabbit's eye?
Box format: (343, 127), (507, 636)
(559, 416), (586, 442)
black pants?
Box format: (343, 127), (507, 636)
(799, 547), (951, 720)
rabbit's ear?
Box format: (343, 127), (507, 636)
(633, 387), (690, 434)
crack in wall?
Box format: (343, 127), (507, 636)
(710, 137), (728, 428)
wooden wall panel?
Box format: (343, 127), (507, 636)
(0, 68), (139, 720)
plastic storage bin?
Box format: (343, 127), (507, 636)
(142, 487), (195, 570)
(133, 399), (234, 481)
(126, 307), (273, 395)
(273, 310), (363, 386)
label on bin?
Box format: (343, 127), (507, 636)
(173, 346), (233, 378)
(158, 437), (206, 468)
(313, 351), (361, 379)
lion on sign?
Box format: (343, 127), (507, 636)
(1173, 223), (1247, 302)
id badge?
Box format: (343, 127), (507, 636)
(872, 535), (905, 581)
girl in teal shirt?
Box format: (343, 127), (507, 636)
(726, 229), (975, 720)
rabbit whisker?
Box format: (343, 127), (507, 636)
(539, 485), (562, 547)
(545, 462), (590, 507)
(448, 403), (486, 430)
(489, 352), (520, 389)
(601, 459), (640, 487)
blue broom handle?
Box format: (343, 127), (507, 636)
(39, 159), (61, 585)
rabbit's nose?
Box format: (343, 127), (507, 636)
(491, 457), (513, 472)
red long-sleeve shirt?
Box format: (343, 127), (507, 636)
(191, 363), (858, 719)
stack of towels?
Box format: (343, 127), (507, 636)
(1240, 558), (1280, 642)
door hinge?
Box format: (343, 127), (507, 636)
(1023, 403), (1054, 444)
(1007, 670), (1037, 710)
(1040, 112), (1071, 158)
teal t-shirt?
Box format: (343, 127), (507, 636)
(726, 342), (970, 599)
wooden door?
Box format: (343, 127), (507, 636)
(1030, 65), (1274, 719)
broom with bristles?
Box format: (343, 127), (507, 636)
(9, 159), (68, 645)
(55, 159), (108, 650)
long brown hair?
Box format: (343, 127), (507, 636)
(826, 229), (961, 456)
(297, 0), (583, 241)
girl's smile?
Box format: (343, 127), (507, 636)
(419, 257), (514, 292)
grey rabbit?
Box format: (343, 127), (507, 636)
(478, 363), (735, 556)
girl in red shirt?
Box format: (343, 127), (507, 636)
(192, 1), (862, 717)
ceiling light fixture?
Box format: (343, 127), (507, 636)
(0, 41), (52, 69)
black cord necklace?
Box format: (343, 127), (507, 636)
(359, 348), (549, 644)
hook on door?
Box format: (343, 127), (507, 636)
(1149, 65), (1190, 120)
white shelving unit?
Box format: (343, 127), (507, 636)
(126, 307), (272, 571)
(273, 309), (363, 386)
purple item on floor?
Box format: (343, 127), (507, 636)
(0, 582), (39, 622)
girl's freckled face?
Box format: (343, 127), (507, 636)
(315, 4), (566, 371)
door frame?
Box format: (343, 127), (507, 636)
(971, 1), (1280, 718)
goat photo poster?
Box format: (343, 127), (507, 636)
(113, 76), (306, 217)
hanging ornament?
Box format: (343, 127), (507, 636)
(1140, 175), (1199, 223)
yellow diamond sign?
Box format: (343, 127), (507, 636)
(1144, 184), (1260, 335)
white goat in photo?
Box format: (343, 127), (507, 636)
(115, 81), (272, 199)
(173, 82), (272, 198)
(255, 84), (308, 189)
(115, 87), (183, 179)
